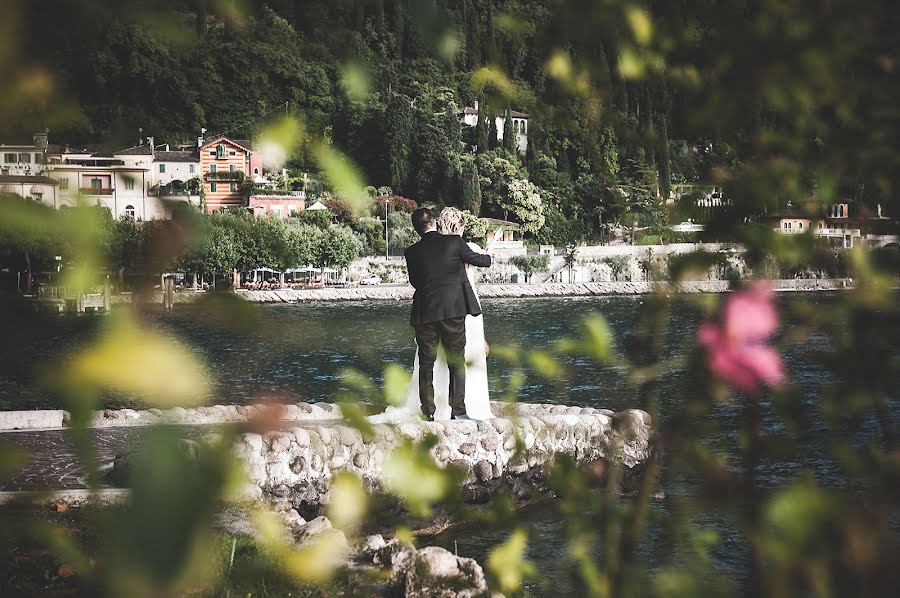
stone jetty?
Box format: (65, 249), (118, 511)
(235, 401), (653, 513)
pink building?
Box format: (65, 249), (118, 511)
(249, 193), (306, 219)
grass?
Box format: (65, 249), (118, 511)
(0, 503), (381, 597)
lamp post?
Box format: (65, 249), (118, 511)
(384, 195), (389, 259)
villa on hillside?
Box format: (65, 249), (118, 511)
(459, 101), (528, 154)
(199, 135), (262, 212)
(759, 200), (899, 249)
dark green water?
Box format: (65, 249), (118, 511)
(2, 294), (896, 594)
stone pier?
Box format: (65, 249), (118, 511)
(235, 401), (653, 515)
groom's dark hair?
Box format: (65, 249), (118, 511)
(411, 208), (435, 236)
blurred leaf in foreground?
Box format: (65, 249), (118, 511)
(65, 311), (210, 407)
(326, 472), (368, 533)
(486, 527), (536, 595)
(384, 436), (450, 517)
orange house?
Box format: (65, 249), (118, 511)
(199, 136), (262, 212)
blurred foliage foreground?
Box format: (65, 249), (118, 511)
(0, 196), (898, 598)
(2, 0), (900, 596)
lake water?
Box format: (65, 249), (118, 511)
(2, 293), (896, 593)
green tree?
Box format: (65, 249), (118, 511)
(509, 254), (550, 283)
(310, 226), (361, 282)
(460, 154), (482, 215)
(106, 215), (144, 288)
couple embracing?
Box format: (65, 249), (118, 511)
(373, 207), (498, 423)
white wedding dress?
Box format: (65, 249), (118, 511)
(370, 241), (493, 423)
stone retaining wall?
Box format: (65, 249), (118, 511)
(235, 401), (653, 514)
(0, 402), (343, 432)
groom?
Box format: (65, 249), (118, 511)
(405, 208), (492, 420)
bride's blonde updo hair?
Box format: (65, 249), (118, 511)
(437, 207), (466, 236)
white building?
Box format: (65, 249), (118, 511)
(0, 133), (49, 177)
(44, 149), (152, 219)
(459, 101), (528, 154)
(115, 137), (201, 213)
(0, 133), (200, 219)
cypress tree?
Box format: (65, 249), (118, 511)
(385, 93), (413, 192)
(483, 0), (497, 62)
(391, 0), (405, 58)
(475, 95), (490, 153)
(503, 109), (517, 154)
(464, 0), (481, 70)
(461, 156), (482, 215)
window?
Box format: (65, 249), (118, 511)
(189, 164), (196, 174)
(159, 164), (166, 173)
(216, 144), (225, 159)
(229, 151), (236, 156)
(59, 178), (69, 190)
(35, 153), (44, 164)
(18, 153), (31, 163)
(124, 178), (134, 190)
(210, 164), (217, 173)
(210, 182), (217, 192)
(3, 153), (15, 163)
(254, 168), (259, 175)
(229, 182), (236, 192)
(124, 205), (136, 219)
(91, 178), (102, 190)
(209, 150), (216, 156)
(798, 222), (803, 229)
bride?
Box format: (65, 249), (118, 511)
(372, 207), (496, 423)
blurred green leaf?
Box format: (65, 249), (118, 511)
(384, 437), (451, 517)
(326, 472), (367, 532)
(66, 312), (210, 407)
(383, 363), (411, 407)
(486, 527), (536, 595)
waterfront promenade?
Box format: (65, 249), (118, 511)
(103, 278), (855, 307)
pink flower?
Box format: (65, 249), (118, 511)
(697, 282), (786, 392)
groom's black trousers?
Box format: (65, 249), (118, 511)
(414, 316), (467, 419)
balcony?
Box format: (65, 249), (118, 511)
(205, 171), (245, 181)
(79, 187), (114, 195)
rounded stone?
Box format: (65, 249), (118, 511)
(272, 484), (291, 497)
(292, 427), (311, 447)
(242, 433), (263, 453)
(502, 435), (516, 451)
(448, 459), (471, 474)
(290, 456), (307, 474)
(315, 426), (333, 445)
(523, 432), (536, 450)
(148, 408), (163, 417)
(298, 403), (313, 414)
(270, 433), (292, 453)
(433, 445), (451, 462)
(480, 435), (498, 452)
(310, 454), (323, 471)
(339, 426), (360, 446)
(352, 452), (368, 468)
(474, 460), (493, 482)
(458, 442), (477, 456)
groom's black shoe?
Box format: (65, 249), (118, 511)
(451, 414), (471, 420)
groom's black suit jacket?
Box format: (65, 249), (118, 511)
(404, 231), (492, 325)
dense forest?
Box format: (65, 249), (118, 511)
(8, 0), (900, 243)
